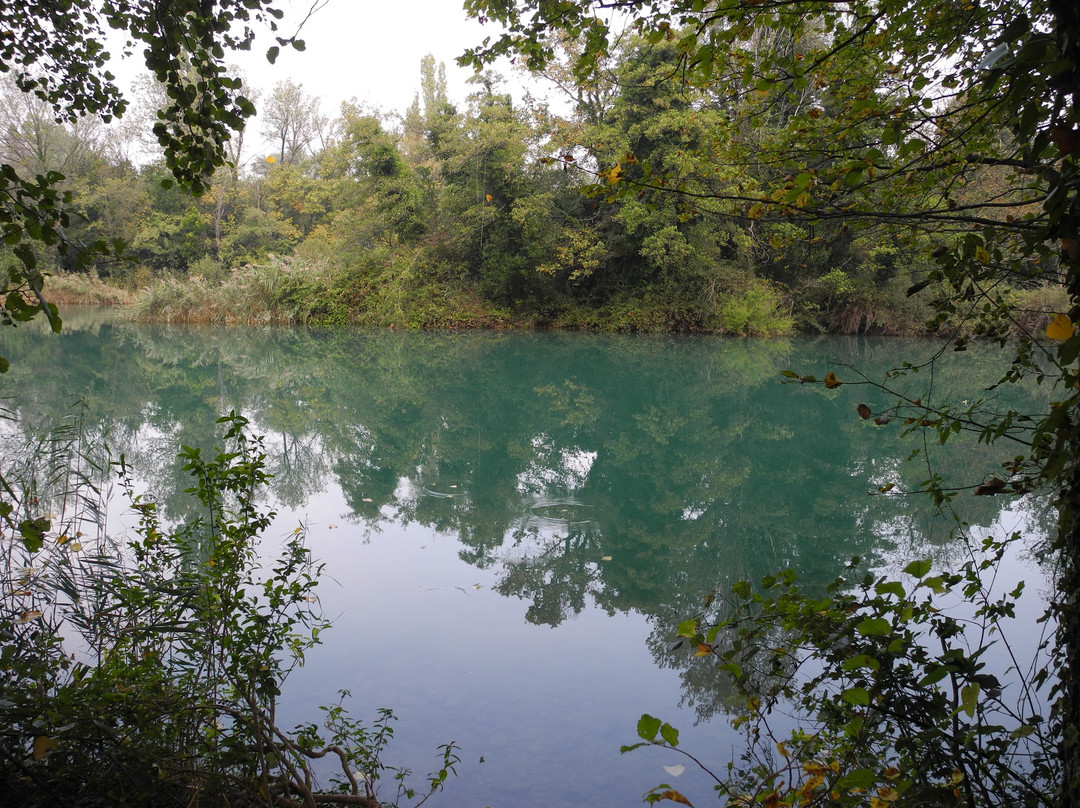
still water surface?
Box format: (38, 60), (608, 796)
(0, 311), (1053, 807)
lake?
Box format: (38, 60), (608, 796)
(0, 310), (1054, 807)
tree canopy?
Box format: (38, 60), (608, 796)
(0, 0), (310, 352)
(460, 0), (1080, 801)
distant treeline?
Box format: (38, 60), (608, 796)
(5, 43), (1064, 334)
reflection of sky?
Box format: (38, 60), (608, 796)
(271, 484), (736, 808)
(517, 433), (598, 493)
(0, 323), (1060, 808)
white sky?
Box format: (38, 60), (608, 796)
(232, 0), (508, 115)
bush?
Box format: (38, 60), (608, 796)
(719, 278), (794, 336)
(0, 412), (457, 807)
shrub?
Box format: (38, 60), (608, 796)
(0, 412), (457, 807)
(719, 278), (794, 336)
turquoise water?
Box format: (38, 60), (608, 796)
(0, 314), (1052, 807)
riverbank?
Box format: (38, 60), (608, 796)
(44, 262), (1070, 338)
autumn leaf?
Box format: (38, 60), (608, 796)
(1047, 313), (1074, 341)
(266, 155), (276, 164)
(657, 789), (694, 806)
(824, 372), (841, 389)
(974, 477), (1007, 496)
(694, 643), (714, 657)
(33, 735), (56, 761)
(485, 193), (493, 202)
(857, 403), (872, 419)
(607, 163), (623, 184)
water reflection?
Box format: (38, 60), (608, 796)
(0, 311), (1054, 806)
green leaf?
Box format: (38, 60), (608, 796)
(960, 683), (980, 717)
(856, 617), (891, 636)
(19, 517), (50, 552)
(903, 558), (932, 578)
(637, 714), (662, 742)
(659, 722), (680, 747)
(874, 580), (906, 598)
(835, 767), (877, 790)
(841, 686), (870, 706)
(676, 618), (698, 638)
(842, 654), (880, 672)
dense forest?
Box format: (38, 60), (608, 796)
(4, 41), (1060, 334)
(3, 0), (1080, 805)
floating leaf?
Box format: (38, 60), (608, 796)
(1047, 313), (1074, 341)
(663, 764), (686, 777)
(824, 372), (841, 389)
(857, 403), (872, 419)
(600, 555), (612, 561)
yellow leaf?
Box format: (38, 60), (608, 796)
(600, 556), (613, 561)
(876, 786), (900, 802)
(800, 774), (825, 799)
(776, 740), (790, 758)
(884, 766), (901, 780)
(950, 769), (964, 784)
(33, 736), (56, 761)
(824, 371), (841, 389)
(266, 155), (276, 164)
(975, 246), (991, 264)
(694, 643), (714, 657)
(747, 204), (764, 220)
(1047, 313), (1074, 341)
(485, 193), (493, 202)
(17, 610), (43, 623)
(657, 789), (694, 806)
(607, 163), (623, 185)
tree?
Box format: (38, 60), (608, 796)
(0, 0), (310, 361)
(260, 79), (323, 165)
(462, 0), (1080, 800)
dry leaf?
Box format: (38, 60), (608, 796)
(33, 736), (56, 761)
(857, 403), (872, 420)
(657, 789), (694, 806)
(1047, 313), (1074, 341)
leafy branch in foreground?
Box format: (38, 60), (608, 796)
(624, 537), (1054, 808)
(0, 411), (457, 807)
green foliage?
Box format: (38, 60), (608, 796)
(0, 0), (308, 367)
(719, 278), (794, 337)
(0, 412), (457, 806)
(625, 540), (1053, 807)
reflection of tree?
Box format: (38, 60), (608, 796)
(0, 318), (1051, 666)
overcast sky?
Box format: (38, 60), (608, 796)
(234, 0), (507, 115)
